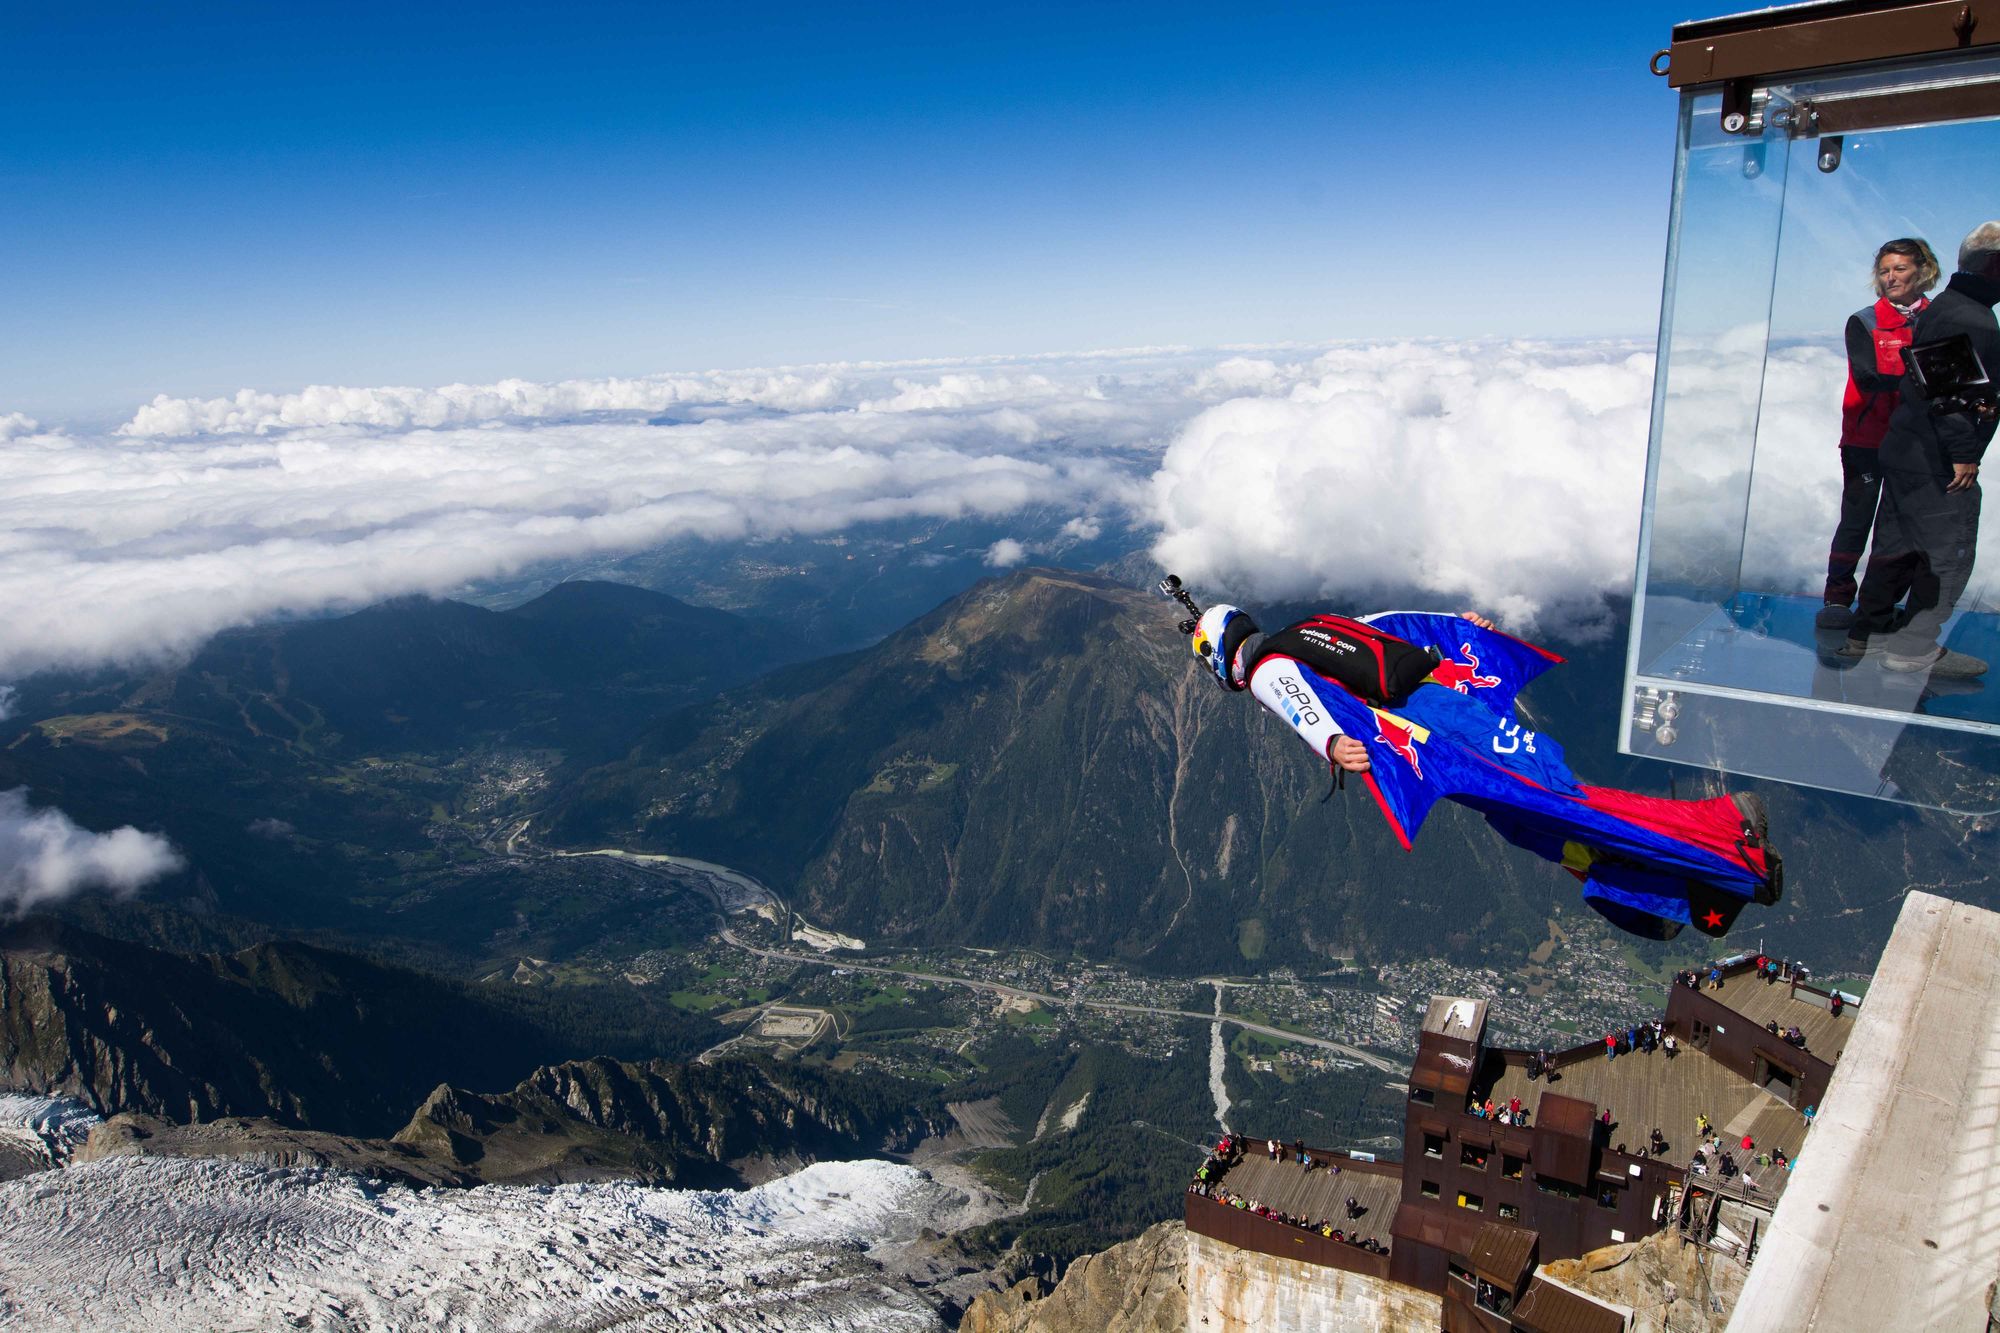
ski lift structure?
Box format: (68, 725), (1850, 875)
(1625, 0), (2000, 813)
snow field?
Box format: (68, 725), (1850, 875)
(0, 1155), (965, 1331)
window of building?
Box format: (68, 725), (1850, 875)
(1458, 1191), (1483, 1212)
(1597, 1185), (1621, 1210)
(1423, 1132), (1444, 1159)
(1421, 1180), (1440, 1200)
(1502, 1154), (1525, 1180)
(1498, 1204), (1520, 1221)
(1410, 1087), (1435, 1105)
(1536, 1177), (1580, 1200)
(1460, 1144), (1489, 1170)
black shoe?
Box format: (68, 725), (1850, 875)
(1756, 850), (1783, 906)
(1731, 793), (1768, 845)
(1814, 604), (1856, 630)
(1823, 637), (1884, 670)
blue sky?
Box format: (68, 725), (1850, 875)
(3, 1), (1701, 422)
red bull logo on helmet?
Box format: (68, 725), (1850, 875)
(1430, 642), (1501, 694)
(1369, 708), (1429, 780)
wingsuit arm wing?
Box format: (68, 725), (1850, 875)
(1360, 612), (1564, 716)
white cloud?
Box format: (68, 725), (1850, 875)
(1151, 342), (1659, 631)
(1059, 515), (1102, 541)
(0, 414), (41, 442)
(118, 372), (851, 438)
(1144, 338), (1951, 635)
(0, 357), (1201, 678)
(0, 789), (183, 914)
(983, 538), (1030, 568)
(0, 686), (14, 723)
(245, 818), (295, 840)
(8, 339), (1960, 679)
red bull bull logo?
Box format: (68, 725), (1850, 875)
(1430, 642), (1501, 694)
(1371, 710), (1426, 779)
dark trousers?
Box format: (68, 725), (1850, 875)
(1823, 446), (1884, 606)
(1853, 461), (1982, 656)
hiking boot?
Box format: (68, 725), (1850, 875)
(1883, 646), (1988, 678)
(1814, 604), (1857, 630)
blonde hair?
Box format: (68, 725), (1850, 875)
(1873, 238), (1940, 296)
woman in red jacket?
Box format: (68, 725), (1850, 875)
(1818, 237), (1940, 628)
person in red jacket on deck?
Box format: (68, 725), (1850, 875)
(1818, 237), (1941, 628)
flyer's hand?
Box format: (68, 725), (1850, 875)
(1331, 736), (1371, 773)
(1948, 462), (1980, 493)
(1460, 611), (1496, 630)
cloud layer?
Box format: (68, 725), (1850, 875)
(0, 789), (183, 914)
(1144, 338), (1977, 633)
(8, 339), (1969, 682)
(2, 356), (1204, 678)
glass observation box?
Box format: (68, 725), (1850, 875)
(1626, 1), (2000, 812)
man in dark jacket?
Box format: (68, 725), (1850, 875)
(1843, 222), (2000, 678)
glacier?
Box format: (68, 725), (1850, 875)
(0, 1152), (990, 1331)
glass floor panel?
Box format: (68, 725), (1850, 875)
(1627, 594), (2000, 813)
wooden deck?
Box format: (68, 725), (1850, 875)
(1489, 1044), (1809, 1165)
(1210, 1151), (1403, 1245)
(1708, 976), (1856, 1064)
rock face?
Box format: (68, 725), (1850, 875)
(960, 1221), (1188, 1333)
(393, 1055), (951, 1186)
(77, 1113), (471, 1186)
(73, 1055), (946, 1190)
(1541, 1232), (1743, 1332)
(0, 920), (574, 1135)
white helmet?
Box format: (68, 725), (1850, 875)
(1192, 604), (1260, 690)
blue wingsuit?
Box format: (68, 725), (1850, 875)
(1217, 609), (1779, 941)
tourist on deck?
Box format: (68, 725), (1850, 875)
(1696, 1112), (1712, 1137)
(1803, 1103), (1817, 1126)
(1742, 1133), (1755, 1152)
(1268, 1138), (1279, 1161)
(1708, 965), (1724, 990)
(1830, 992), (1845, 1018)
(1664, 1032), (1679, 1059)
(1606, 1032), (1618, 1060)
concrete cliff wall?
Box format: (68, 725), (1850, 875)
(1183, 1229), (1440, 1333)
